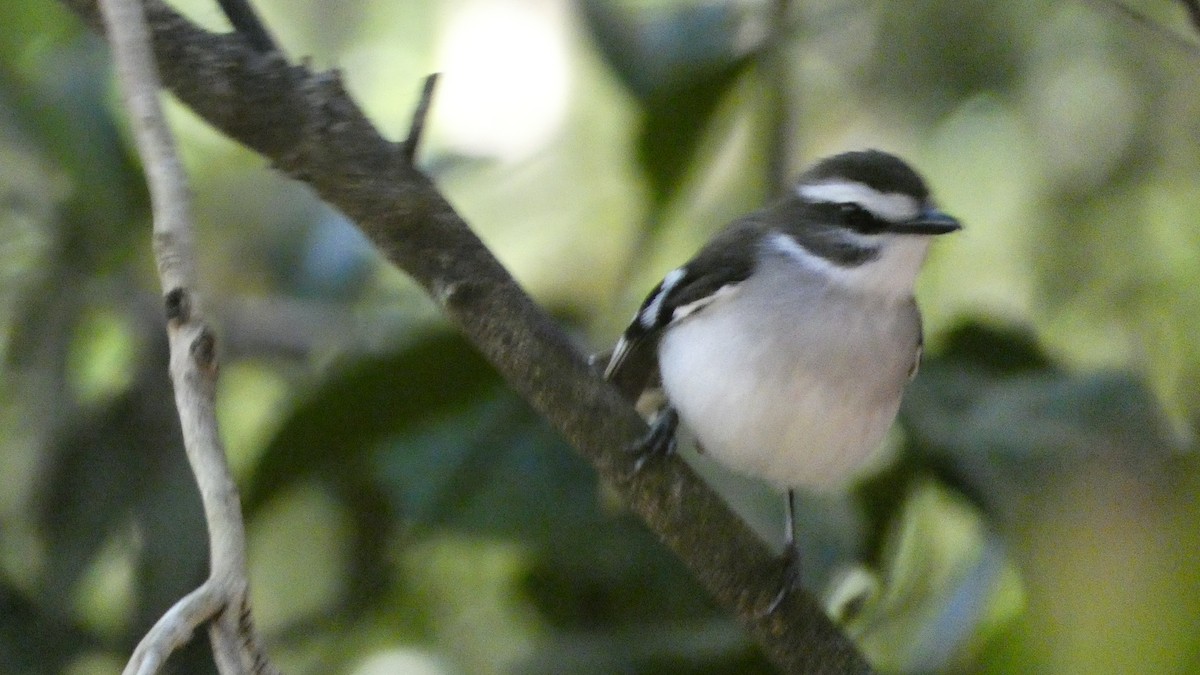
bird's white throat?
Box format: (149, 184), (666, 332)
(765, 231), (932, 300)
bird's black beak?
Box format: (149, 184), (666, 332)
(888, 207), (961, 235)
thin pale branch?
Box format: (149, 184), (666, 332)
(96, 0), (275, 672)
(125, 581), (223, 675)
(65, 0), (872, 671)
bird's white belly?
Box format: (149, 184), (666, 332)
(657, 268), (917, 491)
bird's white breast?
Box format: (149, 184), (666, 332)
(657, 251), (920, 491)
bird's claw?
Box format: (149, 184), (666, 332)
(759, 544), (802, 617)
(628, 407), (679, 472)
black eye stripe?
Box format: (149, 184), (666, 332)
(825, 202), (887, 233)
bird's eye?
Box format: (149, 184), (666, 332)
(837, 202), (881, 232)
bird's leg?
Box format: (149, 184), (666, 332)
(629, 406), (679, 472)
(762, 489), (802, 615)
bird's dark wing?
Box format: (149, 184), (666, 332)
(604, 217), (763, 400)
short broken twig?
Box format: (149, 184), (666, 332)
(403, 73), (440, 164)
(215, 0), (278, 54)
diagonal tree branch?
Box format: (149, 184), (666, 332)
(68, 0), (873, 671)
(96, 0), (275, 672)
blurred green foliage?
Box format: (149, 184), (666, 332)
(2, 0), (1200, 673)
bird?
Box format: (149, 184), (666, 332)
(603, 149), (960, 611)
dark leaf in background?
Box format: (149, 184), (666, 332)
(0, 579), (96, 673)
(857, 322), (1052, 554)
(36, 388), (150, 613)
(897, 319), (1183, 522)
(130, 436), (210, 634)
(331, 478), (395, 615)
(867, 0), (1027, 119)
(580, 0), (766, 209)
(0, 34), (148, 273)
(853, 321), (1196, 671)
(242, 331), (503, 618)
(934, 321), (1054, 376)
(580, 0), (761, 101)
(2, 19), (152, 448)
(243, 331), (501, 515)
(837, 478), (1013, 673)
(35, 330), (208, 631)
(635, 62), (754, 210)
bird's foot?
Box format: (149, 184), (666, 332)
(629, 407), (679, 472)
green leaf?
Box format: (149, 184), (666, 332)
(0, 579), (96, 673)
(578, 0), (765, 208)
(243, 331), (501, 514)
(636, 60), (753, 209)
(36, 358), (183, 612)
(900, 320), (1181, 518)
(867, 0), (1028, 120)
(579, 0), (760, 101)
(242, 331), (503, 616)
(839, 480), (1020, 673)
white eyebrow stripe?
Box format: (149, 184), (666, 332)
(639, 267), (686, 328)
(797, 180), (920, 222)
